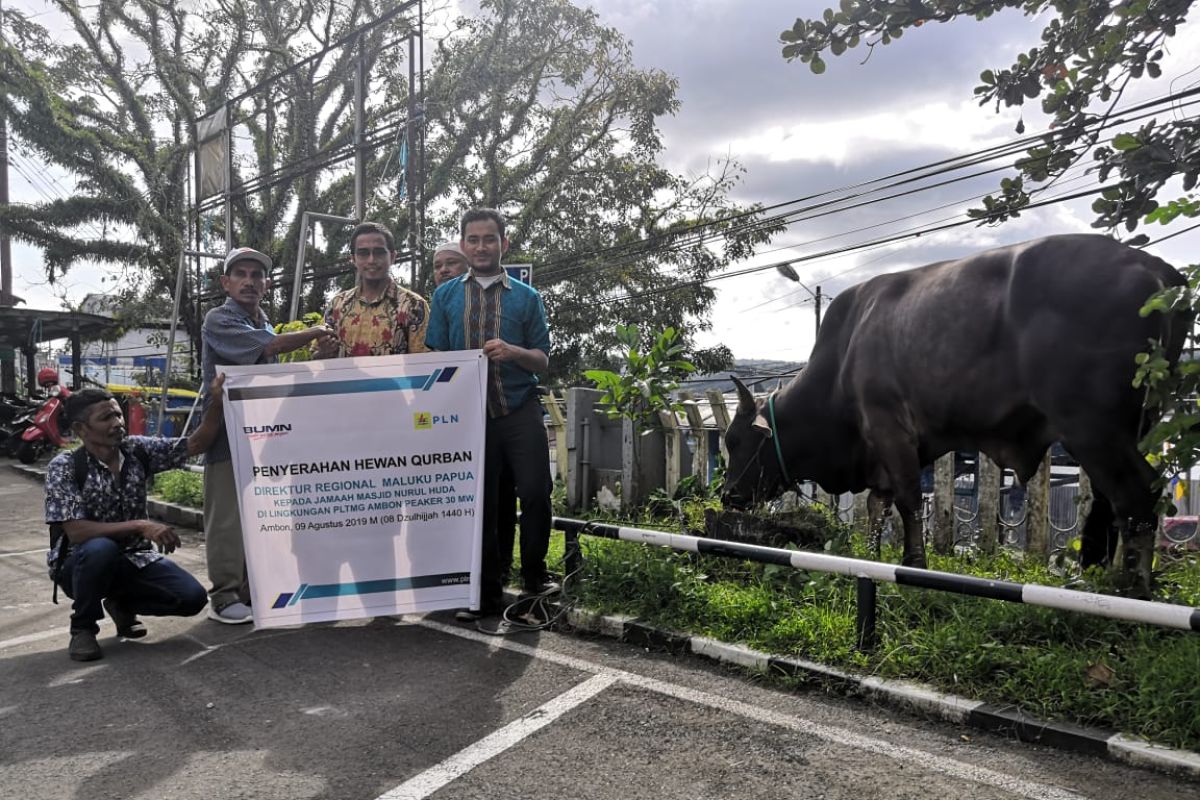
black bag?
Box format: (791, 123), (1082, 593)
(49, 444), (151, 603)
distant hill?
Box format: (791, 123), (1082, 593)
(678, 358), (805, 396)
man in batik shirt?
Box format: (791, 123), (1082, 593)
(45, 375), (227, 661)
(315, 221), (429, 358)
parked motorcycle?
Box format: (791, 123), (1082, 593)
(14, 369), (73, 464)
(0, 395), (40, 456)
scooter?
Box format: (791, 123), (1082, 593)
(0, 395), (39, 456)
(15, 369), (73, 464)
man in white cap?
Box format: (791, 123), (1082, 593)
(432, 241), (469, 287)
(200, 247), (335, 623)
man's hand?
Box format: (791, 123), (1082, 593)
(482, 338), (517, 362)
(208, 372), (226, 408)
(311, 326), (339, 358)
(482, 338), (549, 372)
(137, 520), (181, 554)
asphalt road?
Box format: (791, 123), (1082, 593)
(0, 464), (1194, 800)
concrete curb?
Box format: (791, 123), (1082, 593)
(11, 461), (1196, 777)
(562, 605), (1200, 779)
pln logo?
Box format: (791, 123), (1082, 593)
(413, 411), (458, 430)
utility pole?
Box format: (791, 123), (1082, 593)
(0, 0), (18, 394)
(814, 285), (822, 338)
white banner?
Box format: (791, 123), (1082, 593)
(220, 351), (487, 628)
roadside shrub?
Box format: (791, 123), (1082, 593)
(153, 469), (203, 508)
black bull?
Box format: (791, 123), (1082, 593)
(721, 234), (1187, 592)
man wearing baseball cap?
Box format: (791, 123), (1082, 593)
(200, 247), (335, 623)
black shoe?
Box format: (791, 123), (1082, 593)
(68, 630), (103, 662)
(454, 602), (503, 622)
(103, 598), (147, 639)
(521, 579), (561, 597)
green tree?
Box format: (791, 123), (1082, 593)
(778, 0), (1199, 232)
(0, 0), (775, 383)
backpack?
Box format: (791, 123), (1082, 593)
(49, 444), (152, 603)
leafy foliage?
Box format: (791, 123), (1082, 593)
(584, 324), (695, 426)
(1134, 269), (1200, 514)
(779, 0), (1200, 231)
(152, 469), (204, 508)
(0, 0), (775, 382)
(273, 312), (326, 363)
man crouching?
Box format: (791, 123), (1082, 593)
(44, 374), (229, 661)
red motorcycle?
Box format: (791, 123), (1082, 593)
(15, 368), (72, 464)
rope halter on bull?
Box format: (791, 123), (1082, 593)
(766, 391), (797, 490)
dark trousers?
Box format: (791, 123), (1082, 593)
(56, 537), (208, 634)
(481, 399), (552, 605)
(495, 464), (518, 585)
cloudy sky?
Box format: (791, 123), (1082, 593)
(6, 0), (1200, 364)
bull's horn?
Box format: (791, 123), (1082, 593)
(731, 375), (755, 414)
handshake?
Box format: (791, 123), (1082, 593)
(307, 326), (339, 359)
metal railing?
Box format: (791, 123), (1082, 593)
(553, 517), (1200, 652)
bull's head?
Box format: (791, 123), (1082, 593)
(721, 376), (790, 509)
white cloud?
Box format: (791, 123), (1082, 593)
(725, 101), (1019, 166)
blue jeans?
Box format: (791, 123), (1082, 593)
(56, 538), (207, 634)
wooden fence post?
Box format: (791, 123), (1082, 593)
(1026, 451), (1052, 559)
(1076, 468), (1093, 541)
(679, 393), (709, 486)
(705, 389), (731, 461)
(932, 452), (955, 555)
(542, 392), (569, 483)
(977, 454), (1002, 553)
(659, 409), (683, 497)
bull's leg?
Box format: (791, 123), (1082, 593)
(866, 491), (888, 559)
(1079, 490), (1117, 568)
(894, 490), (927, 569)
(1067, 441), (1158, 597)
(1116, 519), (1156, 599)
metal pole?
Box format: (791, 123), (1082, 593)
(0, 0), (16, 394)
(290, 212), (312, 322)
(407, 35), (417, 289)
(563, 528), (581, 593)
(855, 577), (877, 652)
(417, 3), (426, 291)
(354, 38), (366, 223)
(157, 250), (189, 434)
(288, 211), (357, 321)
(224, 101), (233, 250)
(814, 285), (822, 337)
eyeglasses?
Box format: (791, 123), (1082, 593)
(354, 247), (390, 259)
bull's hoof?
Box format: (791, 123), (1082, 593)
(1112, 568), (1154, 600)
(901, 554), (927, 569)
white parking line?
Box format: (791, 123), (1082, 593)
(409, 618), (1091, 800)
(375, 672), (619, 800)
(0, 549), (46, 559)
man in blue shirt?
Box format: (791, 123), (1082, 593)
(200, 247), (335, 623)
(427, 209), (553, 619)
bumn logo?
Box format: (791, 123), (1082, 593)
(243, 424), (292, 434)
(243, 423), (293, 441)
(413, 411), (433, 430)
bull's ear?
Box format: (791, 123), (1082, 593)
(731, 375), (755, 415)
(752, 413), (773, 438)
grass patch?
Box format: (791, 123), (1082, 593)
(547, 516), (1200, 751)
(152, 469), (204, 508)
